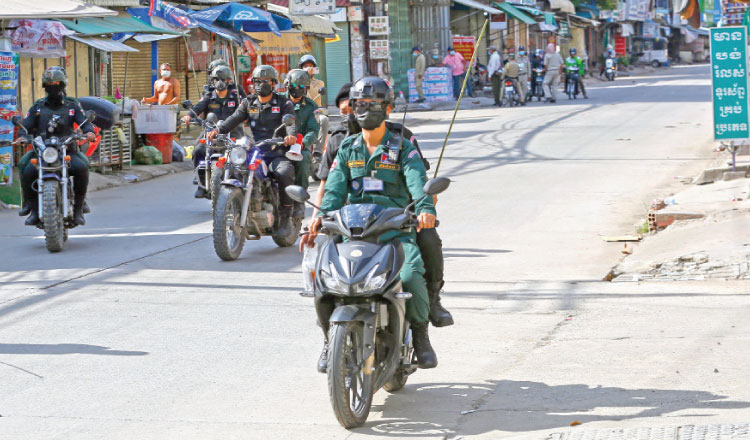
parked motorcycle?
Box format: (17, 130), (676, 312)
(502, 79), (517, 107)
(12, 112), (96, 252)
(287, 176), (451, 429)
(212, 114), (301, 260)
(471, 63), (488, 98)
(532, 67), (546, 101)
(565, 66), (580, 99)
(605, 57), (617, 81)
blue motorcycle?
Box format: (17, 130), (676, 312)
(212, 115), (301, 260)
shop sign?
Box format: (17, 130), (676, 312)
(0, 51), (18, 186)
(490, 13), (507, 31)
(558, 19), (570, 38)
(451, 36), (475, 62)
(368, 17), (389, 36)
(348, 6), (364, 21)
(9, 20), (69, 58)
(710, 27), (750, 141)
(369, 39), (390, 59)
(290, 0), (336, 16)
(238, 55), (252, 73)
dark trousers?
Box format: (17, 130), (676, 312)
(22, 154), (89, 209)
(192, 144), (206, 169)
(491, 73), (501, 105)
(266, 155), (295, 213)
(416, 227), (444, 292)
(452, 73), (471, 99)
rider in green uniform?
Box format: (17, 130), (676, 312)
(565, 48), (588, 98)
(285, 69), (320, 219)
(302, 77), (439, 370)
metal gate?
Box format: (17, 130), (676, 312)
(325, 23), (351, 104)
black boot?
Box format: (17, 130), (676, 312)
(73, 196), (86, 226)
(293, 201), (305, 219)
(276, 206), (293, 237)
(317, 342), (329, 373)
(428, 282), (454, 327)
(194, 186), (207, 198)
(25, 208), (40, 226)
(19, 200), (31, 216)
(411, 322), (437, 369)
(82, 200), (91, 214)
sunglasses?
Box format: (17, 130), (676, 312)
(288, 84), (307, 90)
(352, 100), (386, 112)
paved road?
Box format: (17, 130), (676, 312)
(2, 65), (748, 439)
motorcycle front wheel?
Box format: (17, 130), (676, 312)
(210, 163), (222, 212)
(213, 186), (245, 261)
(42, 180), (65, 252)
(328, 321), (374, 429)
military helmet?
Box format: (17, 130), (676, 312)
(285, 69), (311, 88)
(208, 59), (229, 72)
(211, 65), (233, 82)
(42, 66), (68, 87)
(252, 65), (279, 83)
(298, 54), (317, 68)
(349, 77), (392, 104)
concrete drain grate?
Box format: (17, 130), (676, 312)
(547, 424), (750, 440)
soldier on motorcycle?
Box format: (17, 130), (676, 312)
(16, 66), (96, 226)
(565, 48), (588, 99)
(302, 77), (440, 370)
(500, 52), (523, 105)
(182, 65), (244, 198)
(207, 65), (298, 237)
(285, 69), (320, 218)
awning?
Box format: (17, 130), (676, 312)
(86, 0), (141, 5)
(1, 0), (117, 19)
(492, 2), (537, 25)
(132, 34), (182, 43)
(247, 31), (311, 55)
(267, 4), (340, 38)
(538, 12), (558, 31)
(569, 14), (600, 26)
(549, 0), (576, 14)
(57, 16), (181, 36)
(68, 35), (140, 52)
(516, 5), (544, 16)
(269, 0), (351, 7)
(452, 0), (503, 15)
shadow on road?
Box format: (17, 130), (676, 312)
(355, 379), (750, 437)
(0, 343), (148, 356)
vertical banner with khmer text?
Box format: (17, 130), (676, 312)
(710, 27), (750, 141)
(0, 51), (19, 186)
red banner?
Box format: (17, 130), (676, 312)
(452, 36), (475, 62)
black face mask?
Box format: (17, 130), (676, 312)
(355, 106), (387, 131)
(44, 84), (65, 104)
(345, 113), (361, 134)
(255, 81), (274, 97)
(214, 80), (227, 92)
(289, 86), (305, 99)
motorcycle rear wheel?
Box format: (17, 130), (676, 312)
(213, 186), (245, 261)
(42, 180), (65, 253)
(383, 369), (409, 393)
(272, 217), (301, 247)
(328, 321), (374, 429)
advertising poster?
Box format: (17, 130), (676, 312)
(710, 27), (750, 141)
(452, 36), (475, 62)
(9, 20), (70, 58)
(0, 51), (18, 186)
(407, 67), (453, 103)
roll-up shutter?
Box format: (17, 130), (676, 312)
(324, 24), (351, 105)
(112, 41), (152, 101)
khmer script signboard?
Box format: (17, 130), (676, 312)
(710, 27), (750, 141)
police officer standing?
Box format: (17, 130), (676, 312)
(284, 69), (320, 219)
(15, 67), (96, 226)
(182, 65), (244, 198)
(302, 77), (440, 370)
(207, 65), (298, 236)
(517, 46), (532, 102)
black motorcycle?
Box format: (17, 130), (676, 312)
(532, 67), (546, 101)
(212, 114), (301, 260)
(565, 65), (580, 99)
(12, 112), (96, 252)
(287, 177), (450, 429)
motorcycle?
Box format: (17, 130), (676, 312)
(12, 112), (96, 252)
(212, 114), (301, 260)
(287, 176), (451, 429)
(532, 67), (546, 101)
(502, 78), (517, 107)
(605, 57), (616, 81)
(565, 66), (580, 99)
(471, 63), (488, 97)
(182, 101), (233, 209)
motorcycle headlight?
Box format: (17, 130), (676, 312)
(353, 266), (389, 294)
(229, 147), (247, 165)
(320, 262), (349, 294)
(42, 148), (59, 164)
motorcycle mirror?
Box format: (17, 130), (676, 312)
(282, 114), (296, 127)
(318, 87), (326, 95)
(206, 113), (218, 123)
(423, 177), (451, 196)
(11, 115), (22, 127)
(86, 111), (97, 122)
(285, 185), (310, 203)
(182, 100), (193, 109)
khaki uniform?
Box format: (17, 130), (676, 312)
(500, 61), (522, 103)
(543, 52), (564, 101)
(517, 55), (531, 100)
(415, 53), (427, 100)
(307, 77), (326, 107)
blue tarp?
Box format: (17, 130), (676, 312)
(188, 2), (292, 37)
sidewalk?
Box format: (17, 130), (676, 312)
(611, 150), (750, 282)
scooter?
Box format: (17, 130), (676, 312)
(288, 176), (451, 429)
(605, 57), (616, 81)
